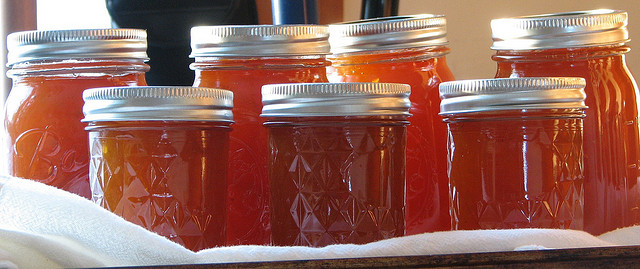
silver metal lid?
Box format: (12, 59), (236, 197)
(491, 9), (629, 50)
(328, 14), (448, 54)
(190, 25), (330, 57)
(261, 82), (411, 117)
(7, 29), (149, 66)
(439, 77), (587, 114)
(82, 86), (233, 122)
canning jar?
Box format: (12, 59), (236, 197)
(492, 9), (640, 234)
(262, 82), (410, 247)
(439, 77), (587, 230)
(328, 14), (455, 234)
(190, 25), (330, 245)
(3, 29), (149, 198)
(83, 86), (233, 251)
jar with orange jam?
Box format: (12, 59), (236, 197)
(190, 25), (330, 245)
(491, 10), (640, 234)
(261, 82), (410, 247)
(439, 77), (587, 230)
(328, 15), (455, 234)
(2, 29), (149, 199)
(83, 86), (233, 251)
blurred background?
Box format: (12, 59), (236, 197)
(2, 0), (639, 103)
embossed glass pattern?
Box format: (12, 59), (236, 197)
(446, 110), (585, 230)
(493, 45), (640, 235)
(267, 117), (406, 246)
(88, 121), (229, 251)
(3, 60), (148, 198)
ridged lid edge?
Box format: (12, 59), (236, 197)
(261, 82), (411, 117)
(491, 9), (629, 50)
(439, 77), (587, 114)
(83, 86), (234, 122)
(329, 14), (448, 54)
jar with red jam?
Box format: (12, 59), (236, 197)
(491, 9), (640, 234)
(190, 25), (330, 245)
(328, 14), (455, 234)
(439, 77), (587, 230)
(261, 82), (410, 247)
(83, 86), (233, 251)
(2, 29), (149, 198)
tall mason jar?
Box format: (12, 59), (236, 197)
(492, 9), (640, 234)
(328, 14), (455, 234)
(3, 29), (149, 198)
(190, 25), (330, 245)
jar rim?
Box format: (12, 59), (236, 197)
(190, 25), (330, 57)
(82, 86), (234, 122)
(439, 77), (587, 114)
(328, 14), (448, 54)
(491, 9), (629, 50)
(261, 82), (411, 117)
(6, 29), (149, 66)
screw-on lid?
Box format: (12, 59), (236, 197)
(328, 14), (448, 54)
(7, 29), (149, 66)
(83, 86), (233, 122)
(190, 25), (330, 57)
(439, 77), (587, 115)
(261, 83), (411, 117)
(491, 9), (629, 50)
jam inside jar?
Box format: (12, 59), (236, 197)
(2, 29), (149, 198)
(439, 77), (587, 230)
(83, 86), (233, 251)
(190, 25), (330, 245)
(446, 109), (585, 230)
(262, 82), (410, 247)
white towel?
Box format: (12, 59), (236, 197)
(0, 175), (636, 268)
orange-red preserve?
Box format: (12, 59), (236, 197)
(2, 29), (149, 198)
(83, 86), (233, 251)
(492, 10), (640, 234)
(328, 15), (455, 234)
(190, 25), (330, 245)
(262, 83), (410, 247)
(439, 78), (587, 230)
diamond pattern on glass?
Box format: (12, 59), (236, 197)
(88, 127), (227, 251)
(270, 123), (405, 247)
(449, 116), (584, 230)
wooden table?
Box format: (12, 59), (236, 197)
(126, 245), (640, 268)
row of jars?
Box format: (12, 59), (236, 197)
(80, 77), (587, 252)
(2, 9), (640, 249)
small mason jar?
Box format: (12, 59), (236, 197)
(491, 9), (640, 234)
(261, 82), (410, 247)
(190, 25), (330, 245)
(3, 29), (149, 198)
(328, 14), (455, 234)
(82, 86), (233, 251)
(439, 77), (587, 230)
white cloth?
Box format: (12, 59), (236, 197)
(0, 175), (637, 268)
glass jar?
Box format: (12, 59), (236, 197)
(327, 14), (455, 234)
(83, 86), (233, 251)
(190, 25), (330, 245)
(2, 29), (149, 199)
(491, 9), (640, 234)
(439, 77), (587, 230)
(262, 82), (410, 247)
